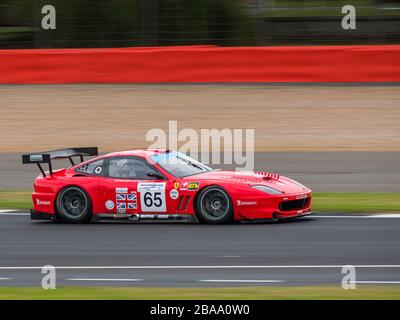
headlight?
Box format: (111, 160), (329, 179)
(289, 179), (307, 190)
(251, 185), (282, 195)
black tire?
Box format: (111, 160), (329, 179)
(195, 186), (233, 224)
(56, 186), (92, 223)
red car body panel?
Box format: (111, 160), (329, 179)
(30, 149), (312, 222)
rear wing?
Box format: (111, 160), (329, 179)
(22, 147), (98, 177)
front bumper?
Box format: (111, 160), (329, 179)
(235, 192), (312, 220)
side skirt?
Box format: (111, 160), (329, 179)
(92, 213), (199, 224)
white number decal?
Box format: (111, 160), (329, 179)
(138, 182), (166, 212)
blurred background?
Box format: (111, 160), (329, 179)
(0, 0), (399, 189)
(1, 0), (400, 48)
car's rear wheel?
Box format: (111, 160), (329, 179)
(195, 186), (233, 224)
(56, 186), (92, 223)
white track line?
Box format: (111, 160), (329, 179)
(352, 281), (400, 284)
(1, 265), (400, 270)
(0, 278), (12, 280)
(67, 278), (143, 282)
(312, 215), (400, 219)
(0, 210), (28, 216)
(0, 210), (19, 213)
(200, 279), (284, 283)
(371, 214), (400, 218)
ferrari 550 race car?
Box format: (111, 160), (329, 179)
(22, 147), (312, 224)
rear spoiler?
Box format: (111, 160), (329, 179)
(22, 147), (98, 177)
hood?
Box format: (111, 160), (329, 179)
(184, 170), (309, 194)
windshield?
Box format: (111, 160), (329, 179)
(151, 152), (212, 178)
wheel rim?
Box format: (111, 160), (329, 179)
(200, 188), (230, 221)
(59, 187), (88, 220)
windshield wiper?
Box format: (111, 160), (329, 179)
(187, 161), (204, 170)
(176, 155), (205, 171)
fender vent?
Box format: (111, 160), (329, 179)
(178, 196), (191, 212)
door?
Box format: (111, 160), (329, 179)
(99, 156), (168, 215)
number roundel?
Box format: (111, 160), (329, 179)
(138, 182), (166, 212)
(143, 192), (163, 208)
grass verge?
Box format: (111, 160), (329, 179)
(0, 191), (399, 213)
(312, 192), (400, 213)
(0, 286), (399, 300)
(0, 191), (32, 210)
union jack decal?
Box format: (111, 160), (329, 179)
(128, 202), (137, 209)
(116, 194), (126, 201)
(117, 202), (126, 209)
(127, 193), (137, 201)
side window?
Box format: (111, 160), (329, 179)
(108, 157), (160, 180)
(76, 159), (104, 176)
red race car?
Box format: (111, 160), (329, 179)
(22, 148), (312, 224)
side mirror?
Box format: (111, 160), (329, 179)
(146, 172), (164, 180)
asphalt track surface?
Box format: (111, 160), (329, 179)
(1, 152), (400, 191)
(0, 212), (400, 287)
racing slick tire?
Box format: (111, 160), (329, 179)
(195, 186), (233, 224)
(56, 186), (92, 223)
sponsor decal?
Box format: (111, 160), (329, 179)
(113, 213), (128, 219)
(128, 202), (138, 209)
(128, 214), (140, 221)
(105, 200), (114, 210)
(127, 193), (137, 201)
(178, 181), (200, 191)
(36, 199), (51, 206)
(138, 182), (165, 191)
(173, 182), (180, 189)
(156, 214), (169, 219)
(30, 154), (43, 162)
(116, 194), (126, 201)
(94, 166), (102, 174)
(139, 214), (169, 219)
(140, 214), (155, 219)
(187, 182), (200, 191)
(170, 189), (179, 200)
(116, 187), (128, 194)
(180, 182), (188, 190)
(236, 200), (257, 206)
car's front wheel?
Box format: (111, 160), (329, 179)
(56, 186), (92, 223)
(195, 186), (233, 224)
